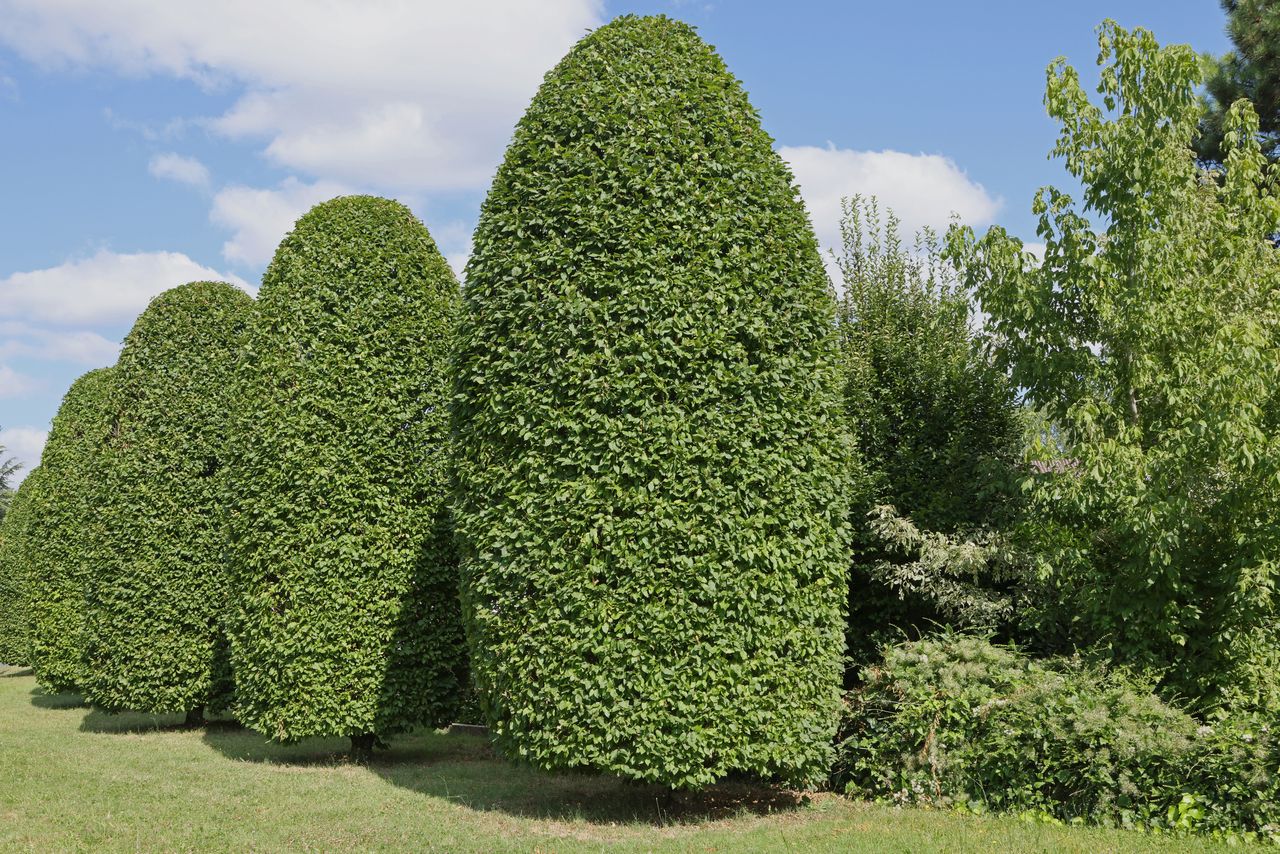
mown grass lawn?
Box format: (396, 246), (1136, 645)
(0, 666), (1238, 852)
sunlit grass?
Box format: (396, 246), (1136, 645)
(0, 666), (1237, 852)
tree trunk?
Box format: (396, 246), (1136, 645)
(183, 706), (205, 728)
(350, 732), (376, 762)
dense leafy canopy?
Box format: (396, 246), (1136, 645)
(453, 15), (850, 788)
(833, 198), (1026, 666)
(0, 467), (41, 667)
(948, 23), (1280, 709)
(81, 284), (252, 714)
(226, 196), (465, 744)
(26, 368), (117, 691)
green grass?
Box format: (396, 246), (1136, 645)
(0, 667), (1237, 852)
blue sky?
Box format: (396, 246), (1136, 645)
(0, 1), (1233, 478)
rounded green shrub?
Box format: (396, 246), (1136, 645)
(27, 367), (117, 690)
(225, 196), (465, 746)
(453, 14), (850, 788)
(81, 283), (252, 714)
(0, 467), (42, 667)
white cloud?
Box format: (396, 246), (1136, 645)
(0, 364), (35, 397)
(446, 250), (471, 282)
(779, 144), (1002, 253)
(0, 0), (603, 191)
(210, 177), (350, 267)
(0, 425), (48, 484)
(0, 322), (119, 365)
(148, 151), (210, 189)
(425, 219), (473, 282)
(0, 249), (250, 326)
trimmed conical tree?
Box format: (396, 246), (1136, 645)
(81, 283), (252, 717)
(0, 467), (42, 667)
(452, 14), (851, 788)
(225, 196), (466, 751)
(26, 367), (117, 691)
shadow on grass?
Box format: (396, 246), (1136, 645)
(200, 724), (805, 825)
(30, 687), (89, 709)
(79, 708), (196, 734)
(0, 666), (33, 678)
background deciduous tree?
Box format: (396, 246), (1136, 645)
(949, 21), (1280, 710)
(834, 196), (1027, 668)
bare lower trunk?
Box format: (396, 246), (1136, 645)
(184, 706), (205, 728)
(350, 732), (376, 762)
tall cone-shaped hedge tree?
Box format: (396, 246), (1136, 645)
(226, 196), (466, 750)
(82, 283), (252, 716)
(0, 467), (42, 667)
(453, 15), (851, 788)
(27, 367), (117, 690)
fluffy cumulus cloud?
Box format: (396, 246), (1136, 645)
(0, 0), (603, 191)
(210, 177), (351, 267)
(148, 152), (211, 189)
(0, 322), (119, 365)
(779, 144), (1003, 253)
(0, 251), (250, 430)
(0, 425), (48, 484)
(0, 249), (250, 326)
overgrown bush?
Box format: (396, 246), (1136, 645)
(26, 368), (117, 691)
(837, 634), (1280, 841)
(453, 14), (851, 788)
(82, 284), (252, 715)
(225, 196), (465, 748)
(834, 198), (1026, 667)
(836, 636), (1195, 825)
(1180, 712), (1280, 838)
(0, 467), (41, 667)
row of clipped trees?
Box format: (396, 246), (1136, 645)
(4, 199), (469, 750)
(0, 16), (848, 786)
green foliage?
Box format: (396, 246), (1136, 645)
(836, 198), (1023, 533)
(26, 368), (117, 691)
(864, 506), (1028, 635)
(453, 15), (850, 788)
(0, 431), (20, 523)
(836, 635), (1198, 829)
(834, 197), (1026, 664)
(1178, 712), (1280, 839)
(0, 467), (41, 666)
(1197, 0), (1280, 165)
(225, 196), (465, 743)
(82, 284), (252, 714)
(947, 23), (1280, 709)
